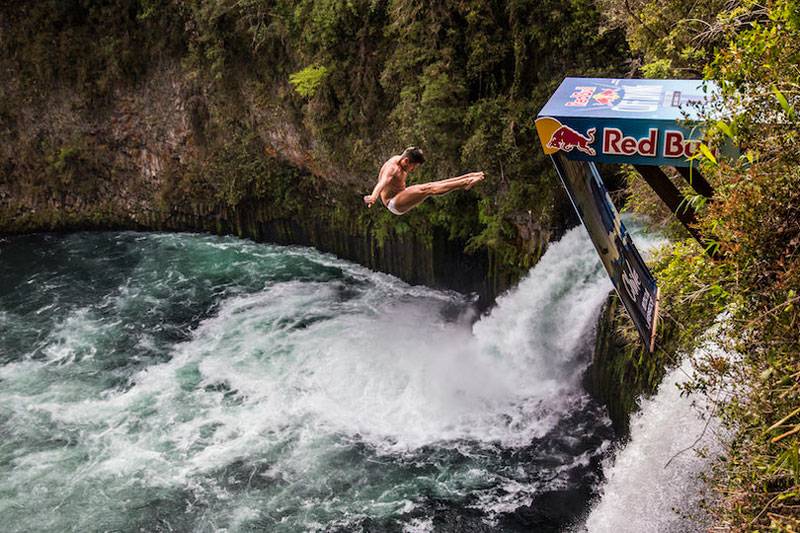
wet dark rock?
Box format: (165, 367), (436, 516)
(506, 487), (593, 532)
(584, 292), (672, 438)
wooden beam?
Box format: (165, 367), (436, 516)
(675, 165), (715, 199)
(633, 164), (706, 247)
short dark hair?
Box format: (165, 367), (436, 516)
(400, 146), (425, 165)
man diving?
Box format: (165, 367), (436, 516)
(363, 146), (485, 215)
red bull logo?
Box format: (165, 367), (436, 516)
(593, 88), (620, 106)
(536, 116), (705, 162)
(546, 125), (597, 156)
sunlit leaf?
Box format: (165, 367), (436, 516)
(716, 120), (734, 139)
(772, 85), (796, 119)
(699, 143), (717, 165)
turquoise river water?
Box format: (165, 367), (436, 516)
(0, 227), (667, 532)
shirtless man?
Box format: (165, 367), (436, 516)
(363, 146), (484, 215)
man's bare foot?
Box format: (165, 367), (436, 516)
(465, 172), (485, 190)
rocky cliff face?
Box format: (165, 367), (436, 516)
(1, 59), (554, 306)
(585, 292), (673, 436)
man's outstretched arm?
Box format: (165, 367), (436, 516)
(364, 167), (393, 207)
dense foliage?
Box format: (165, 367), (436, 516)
(607, 0), (800, 529)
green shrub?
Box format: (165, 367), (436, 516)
(289, 65), (329, 97)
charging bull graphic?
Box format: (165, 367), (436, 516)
(546, 125), (597, 156)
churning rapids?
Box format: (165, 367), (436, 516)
(1, 225), (707, 533)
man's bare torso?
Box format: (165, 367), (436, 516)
(378, 155), (409, 206)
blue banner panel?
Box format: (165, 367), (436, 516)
(551, 154), (659, 351)
(536, 78), (718, 167)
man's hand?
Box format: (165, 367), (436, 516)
(363, 194), (376, 208)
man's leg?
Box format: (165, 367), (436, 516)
(432, 171), (483, 185)
(391, 174), (482, 213)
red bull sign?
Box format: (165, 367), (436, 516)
(536, 78), (717, 167)
(533, 77), (720, 351)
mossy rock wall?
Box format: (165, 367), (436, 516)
(585, 292), (673, 437)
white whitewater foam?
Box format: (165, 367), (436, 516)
(21, 232), (599, 498)
(27, 226), (616, 468)
(583, 340), (727, 533)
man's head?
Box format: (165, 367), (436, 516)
(399, 146), (425, 171)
